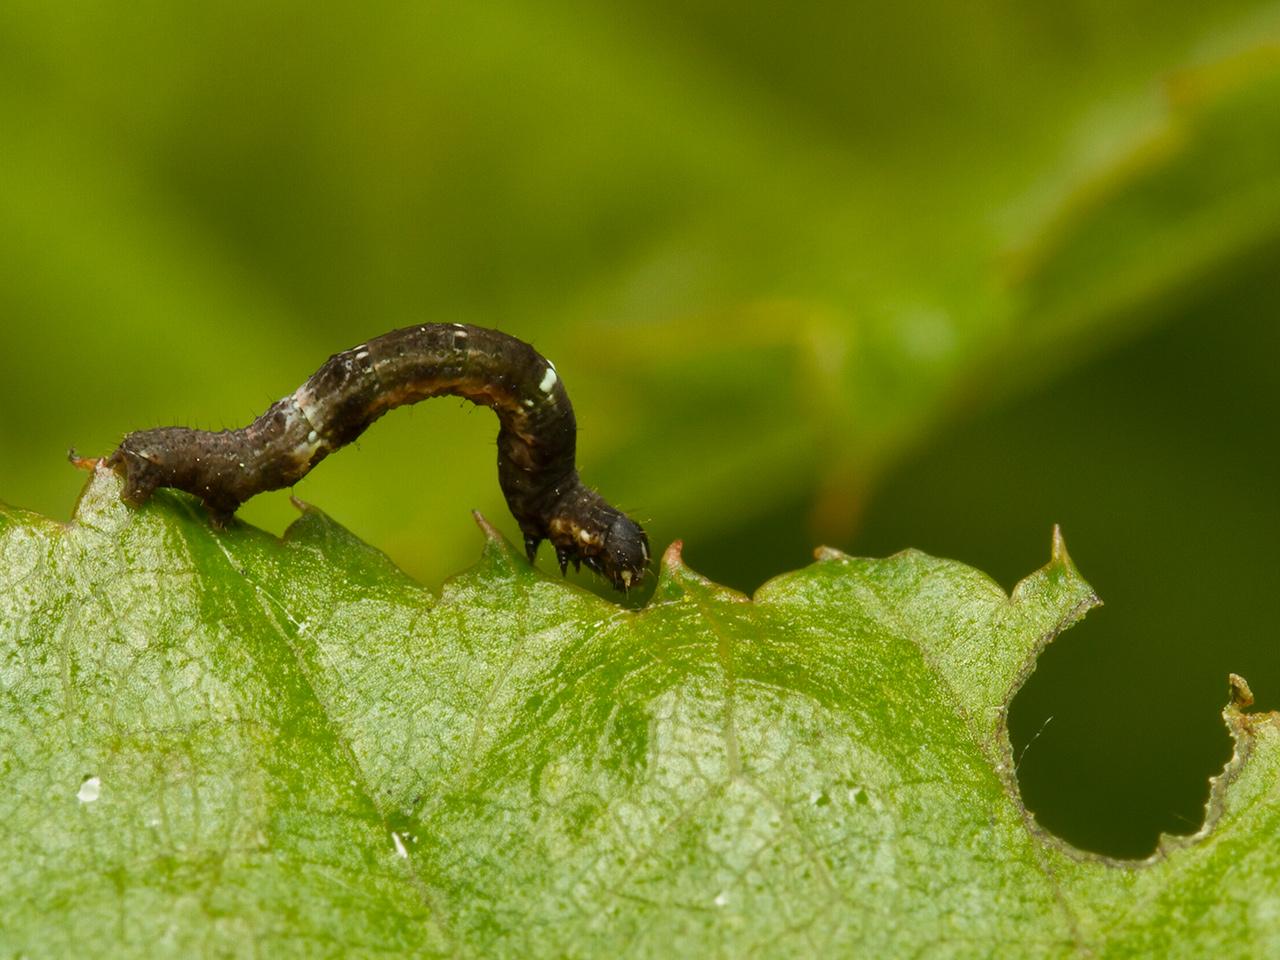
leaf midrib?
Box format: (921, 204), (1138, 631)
(173, 498), (455, 953)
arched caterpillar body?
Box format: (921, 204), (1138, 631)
(106, 324), (650, 590)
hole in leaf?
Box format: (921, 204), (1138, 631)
(849, 247), (1280, 858)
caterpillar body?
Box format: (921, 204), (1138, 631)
(105, 324), (650, 590)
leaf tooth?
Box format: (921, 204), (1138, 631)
(1050, 523), (1070, 567)
(460, 510), (529, 579)
(813, 545), (850, 562)
(471, 510), (505, 544)
(288, 494), (315, 514)
(1229, 673), (1255, 711)
(652, 540), (750, 604)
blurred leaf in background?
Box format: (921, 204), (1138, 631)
(2, 1), (1279, 858)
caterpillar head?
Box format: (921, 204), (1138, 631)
(542, 494), (651, 592)
(105, 436), (167, 505)
(582, 512), (650, 591)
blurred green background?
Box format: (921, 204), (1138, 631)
(2, 1), (1279, 859)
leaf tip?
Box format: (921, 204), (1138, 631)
(1050, 523), (1070, 567)
(66, 447), (103, 472)
(1018, 523), (1096, 607)
(68, 458), (133, 528)
(464, 510), (528, 579)
(471, 510), (504, 543)
(661, 539), (685, 573)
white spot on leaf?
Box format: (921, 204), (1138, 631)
(77, 776), (101, 803)
(392, 832), (408, 858)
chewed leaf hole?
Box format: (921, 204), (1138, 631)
(1008, 606), (1236, 860)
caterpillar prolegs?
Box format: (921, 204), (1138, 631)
(105, 324), (650, 590)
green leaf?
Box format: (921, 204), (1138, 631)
(3, 471), (1277, 955)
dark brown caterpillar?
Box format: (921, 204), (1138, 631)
(105, 324), (650, 590)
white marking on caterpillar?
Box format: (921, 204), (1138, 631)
(539, 363), (558, 394)
(293, 385), (324, 434)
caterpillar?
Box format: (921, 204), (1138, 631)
(104, 324), (650, 590)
